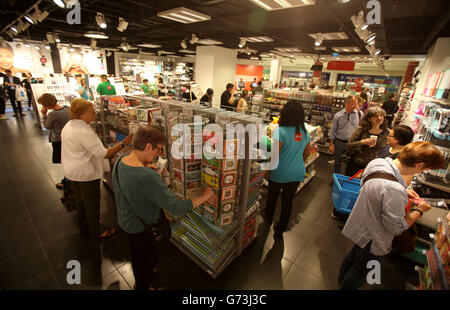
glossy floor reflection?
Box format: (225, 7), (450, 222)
(0, 109), (420, 290)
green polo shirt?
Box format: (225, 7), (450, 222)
(141, 83), (150, 94)
(96, 81), (116, 95)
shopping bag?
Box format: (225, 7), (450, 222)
(15, 86), (27, 101)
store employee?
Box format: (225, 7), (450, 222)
(220, 83), (235, 110)
(141, 79), (150, 94)
(96, 75), (116, 96)
(329, 95), (359, 174)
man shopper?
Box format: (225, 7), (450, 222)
(220, 83), (235, 111)
(3, 69), (24, 117)
(381, 93), (399, 128)
(329, 95), (359, 175)
(96, 75), (116, 96)
(0, 83), (8, 120)
(252, 81), (264, 96)
(200, 88), (214, 107)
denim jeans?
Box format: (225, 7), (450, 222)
(338, 242), (382, 290)
(334, 139), (347, 174)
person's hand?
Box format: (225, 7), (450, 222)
(407, 189), (420, 200)
(122, 134), (133, 145)
(417, 201), (431, 213)
(41, 107), (48, 116)
(329, 143), (335, 154)
(361, 138), (375, 146)
(201, 187), (214, 200)
(145, 163), (158, 170)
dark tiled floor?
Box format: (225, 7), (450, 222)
(0, 109), (420, 290)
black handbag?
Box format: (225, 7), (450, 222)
(115, 157), (171, 245)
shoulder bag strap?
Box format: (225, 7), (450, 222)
(363, 172), (399, 184)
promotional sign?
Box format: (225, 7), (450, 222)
(327, 61), (355, 71)
(60, 47), (107, 75)
(0, 41), (53, 76)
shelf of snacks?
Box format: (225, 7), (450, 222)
(295, 169), (317, 195)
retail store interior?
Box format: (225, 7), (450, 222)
(0, 0), (449, 291)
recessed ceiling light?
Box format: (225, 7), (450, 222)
(249, 0), (316, 11)
(10, 26), (19, 33)
(337, 0), (350, 4)
(84, 31), (109, 39)
(157, 7), (211, 24)
(197, 39), (223, 45)
(240, 36), (274, 43)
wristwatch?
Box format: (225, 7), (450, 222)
(411, 208), (423, 217)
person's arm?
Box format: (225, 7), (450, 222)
(328, 114), (339, 154)
(237, 99), (243, 110)
(228, 93), (234, 105)
(105, 134), (133, 158)
(380, 185), (411, 235)
(77, 86), (85, 96)
(43, 110), (54, 129)
(373, 130), (388, 151)
(405, 201), (431, 228)
(346, 127), (372, 152)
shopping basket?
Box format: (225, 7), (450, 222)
(331, 171), (362, 214)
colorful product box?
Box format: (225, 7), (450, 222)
(221, 186), (236, 201)
(222, 158), (238, 171)
(202, 173), (219, 190)
(221, 171), (237, 187)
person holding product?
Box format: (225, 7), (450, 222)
(220, 83), (235, 111)
(236, 89), (249, 113)
(38, 94), (71, 189)
(328, 95), (359, 175)
(96, 75), (116, 96)
(264, 100), (311, 240)
(345, 107), (389, 177)
(112, 125), (214, 290)
(61, 98), (133, 239)
(200, 88), (214, 107)
(378, 125), (415, 160)
(338, 142), (445, 290)
(77, 78), (94, 101)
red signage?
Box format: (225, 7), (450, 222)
(327, 61), (355, 71)
(403, 61), (420, 85)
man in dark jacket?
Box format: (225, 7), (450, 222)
(3, 69), (24, 117)
(381, 94), (398, 128)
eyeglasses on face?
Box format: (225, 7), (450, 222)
(151, 143), (164, 154)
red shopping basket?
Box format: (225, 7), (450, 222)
(331, 171), (363, 214)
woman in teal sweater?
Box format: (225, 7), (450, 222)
(112, 125), (213, 290)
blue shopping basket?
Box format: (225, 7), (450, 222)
(331, 173), (362, 214)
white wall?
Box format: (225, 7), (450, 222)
(196, 46), (237, 108)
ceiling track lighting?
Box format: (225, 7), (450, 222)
(314, 33), (323, 46)
(96, 12), (107, 29)
(239, 38), (246, 48)
(365, 33), (376, 44)
(53, 0), (66, 8)
(373, 49), (381, 56)
(189, 34), (199, 45)
(117, 17), (128, 32)
(180, 39), (187, 49)
(24, 14), (36, 24)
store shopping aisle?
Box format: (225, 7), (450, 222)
(0, 111), (419, 290)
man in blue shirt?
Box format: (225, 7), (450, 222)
(329, 95), (359, 175)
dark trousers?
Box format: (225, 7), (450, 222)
(338, 242), (382, 290)
(334, 139), (347, 174)
(345, 158), (366, 177)
(126, 230), (158, 290)
(70, 179), (101, 238)
(264, 179), (300, 233)
(386, 115), (394, 129)
(27, 91), (32, 108)
(7, 89), (22, 115)
(0, 98), (5, 114)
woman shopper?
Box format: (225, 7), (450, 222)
(236, 89), (249, 112)
(345, 107), (389, 177)
(38, 94), (71, 189)
(378, 124), (415, 160)
(61, 98), (133, 239)
(77, 78), (94, 101)
(338, 142), (445, 290)
(112, 125), (214, 290)
(264, 100), (311, 240)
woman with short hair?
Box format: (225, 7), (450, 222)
(61, 98), (133, 239)
(338, 142), (445, 290)
(113, 125), (214, 290)
(264, 100), (311, 240)
(345, 107), (389, 177)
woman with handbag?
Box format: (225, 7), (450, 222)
(112, 125), (214, 290)
(345, 107), (389, 177)
(338, 142), (445, 290)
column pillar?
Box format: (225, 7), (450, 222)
(269, 59), (281, 87)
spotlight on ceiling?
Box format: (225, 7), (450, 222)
(54, 34), (61, 43)
(44, 41), (51, 50)
(96, 13), (107, 29)
(69, 44), (75, 52)
(360, 23), (369, 31)
(53, 0), (66, 8)
(368, 39), (375, 46)
(337, 0), (351, 3)
(314, 33), (323, 46)
(35, 45), (41, 50)
(90, 39), (97, 48)
(189, 34), (199, 45)
(24, 13), (36, 24)
(181, 40), (187, 49)
(106, 51), (112, 57)
(373, 49), (381, 56)
(239, 38), (246, 48)
(10, 26), (19, 33)
(23, 40), (30, 48)
(364, 33), (376, 44)
(117, 17), (128, 32)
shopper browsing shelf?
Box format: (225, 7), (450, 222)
(77, 78), (94, 101)
(61, 98), (133, 239)
(264, 100), (311, 240)
(328, 95), (360, 174)
(338, 142), (445, 290)
(38, 93), (71, 189)
(378, 125), (414, 160)
(200, 88), (214, 107)
(252, 81), (264, 96)
(182, 84), (197, 102)
(96, 75), (116, 96)
(345, 107), (389, 177)
(112, 125), (214, 290)
(236, 89), (249, 113)
(220, 83), (235, 111)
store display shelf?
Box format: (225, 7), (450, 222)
(416, 175), (450, 193)
(424, 243), (449, 290)
(312, 133), (324, 144)
(415, 266), (429, 290)
(242, 235), (257, 252)
(416, 206), (449, 231)
(420, 95), (450, 107)
(305, 153), (320, 169)
(295, 170), (316, 195)
(106, 124), (129, 136)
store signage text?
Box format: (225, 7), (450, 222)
(170, 116), (279, 171)
(66, 260), (81, 285)
(66, 0), (81, 25)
